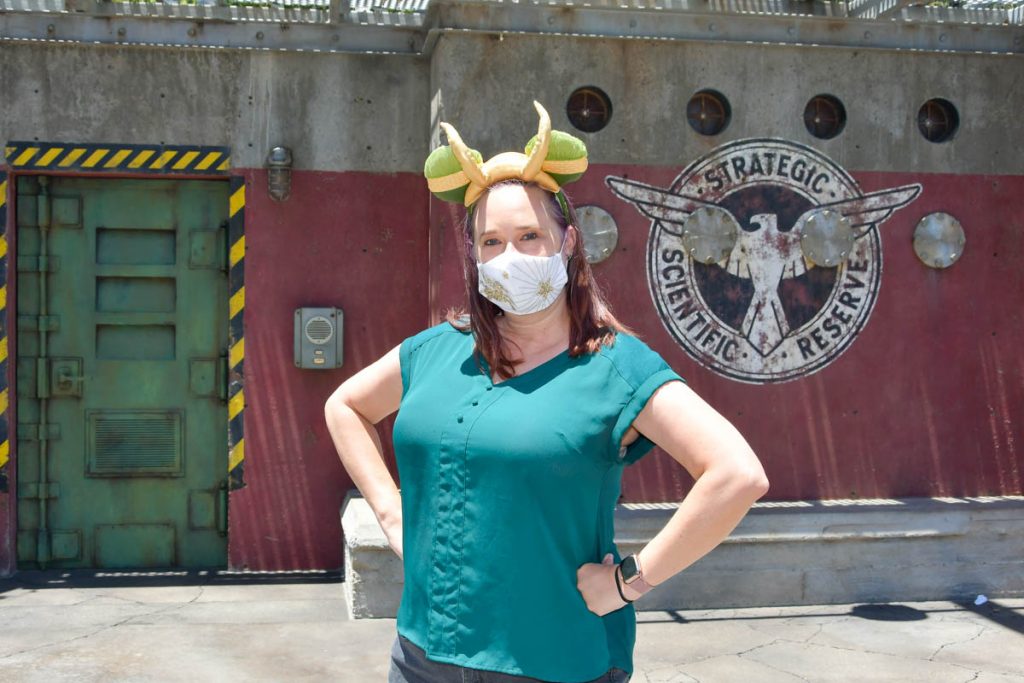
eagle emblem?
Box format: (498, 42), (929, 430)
(607, 139), (922, 384)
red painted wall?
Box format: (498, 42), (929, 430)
(227, 168), (430, 571)
(430, 165), (1024, 505)
(3, 166), (1019, 573)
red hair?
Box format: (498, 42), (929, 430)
(445, 179), (634, 380)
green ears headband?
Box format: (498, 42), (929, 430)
(424, 101), (589, 208)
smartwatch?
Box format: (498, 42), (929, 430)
(618, 553), (654, 595)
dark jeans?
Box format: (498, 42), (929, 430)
(388, 633), (632, 683)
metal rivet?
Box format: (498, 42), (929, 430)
(188, 27), (197, 37)
(117, 27), (126, 37)
(256, 31), (264, 40)
(46, 24), (55, 33)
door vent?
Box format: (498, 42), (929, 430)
(87, 410), (183, 477)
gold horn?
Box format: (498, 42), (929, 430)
(522, 100), (551, 181)
(440, 122), (487, 187)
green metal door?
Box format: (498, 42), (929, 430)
(16, 176), (230, 569)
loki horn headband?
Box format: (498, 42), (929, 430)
(423, 100), (589, 208)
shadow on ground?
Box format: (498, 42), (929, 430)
(0, 568), (344, 595)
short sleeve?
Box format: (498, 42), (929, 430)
(398, 335), (415, 399)
(397, 322), (458, 400)
(607, 336), (686, 466)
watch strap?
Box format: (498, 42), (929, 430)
(619, 554), (654, 595)
(613, 566), (633, 603)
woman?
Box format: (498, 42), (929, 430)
(324, 102), (769, 683)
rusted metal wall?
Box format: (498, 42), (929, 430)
(225, 169), (429, 570)
(429, 167), (1024, 504)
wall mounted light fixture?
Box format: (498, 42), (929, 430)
(266, 146), (293, 202)
(914, 212), (965, 268)
(575, 205), (620, 264)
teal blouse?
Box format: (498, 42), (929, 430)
(392, 321), (686, 682)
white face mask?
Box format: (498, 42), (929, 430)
(476, 231), (569, 315)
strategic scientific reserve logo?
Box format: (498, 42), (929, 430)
(606, 139), (922, 384)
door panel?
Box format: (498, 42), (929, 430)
(16, 176), (229, 569)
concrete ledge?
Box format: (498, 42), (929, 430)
(341, 489), (404, 619)
(341, 492), (1024, 618)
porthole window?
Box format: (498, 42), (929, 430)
(566, 87), (612, 133)
(803, 94), (847, 140)
(686, 90), (731, 136)
(917, 98), (959, 143)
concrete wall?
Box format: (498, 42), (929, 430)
(430, 33), (1023, 174)
(2, 43), (430, 172)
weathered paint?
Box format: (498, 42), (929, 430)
(0, 168), (1019, 571)
(606, 139), (923, 383)
(0, 160), (1013, 572)
(14, 176), (230, 568)
(227, 177), (246, 490)
(430, 164), (1024, 505)
(0, 171), (8, 493)
(0, 172), (9, 576)
(0, 28), (1021, 572)
(4, 142), (231, 175)
(225, 168), (430, 571)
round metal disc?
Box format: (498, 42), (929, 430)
(681, 206), (739, 264)
(798, 209), (855, 268)
(575, 205), (619, 264)
(913, 212), (965, 269)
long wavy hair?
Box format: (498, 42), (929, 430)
(445, 179), (634, 380)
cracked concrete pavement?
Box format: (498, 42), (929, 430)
(0, 571), (1021, 682)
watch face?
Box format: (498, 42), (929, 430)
(620, 555), (640, 583)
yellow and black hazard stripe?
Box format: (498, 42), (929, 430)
(4, 142), (230, 176)
(227, 176), (246, 490)
(0, 172), (8, 493)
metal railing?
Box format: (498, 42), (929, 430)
(0, 0), (431, 24)
(0, 0), (1020, 46)
(4, 0), (1022, 19)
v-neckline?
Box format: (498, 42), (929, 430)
(479, 345), (571, 387)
